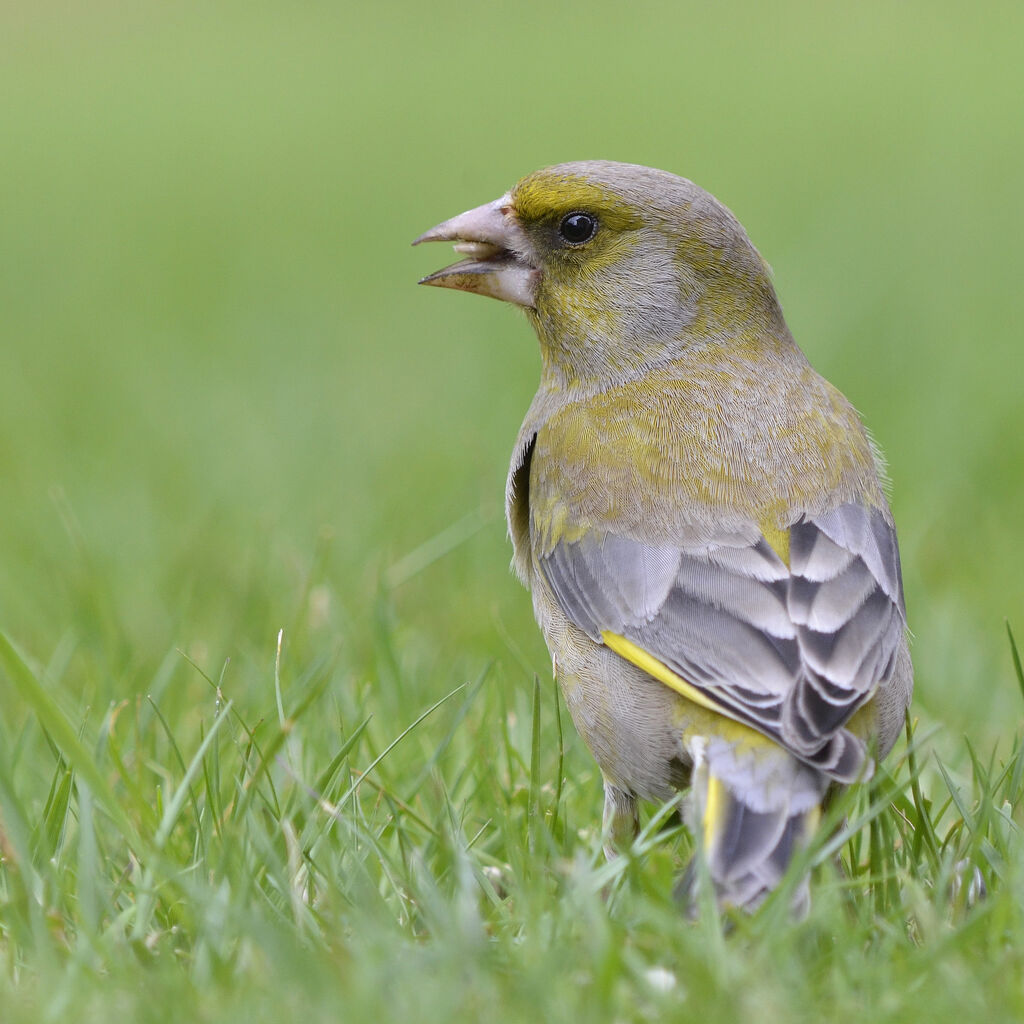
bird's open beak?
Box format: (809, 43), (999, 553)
(413, 193), (538, 308)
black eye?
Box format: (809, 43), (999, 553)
(558, 212), (598, 245)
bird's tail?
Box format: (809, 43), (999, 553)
(681, 734), (827, 915)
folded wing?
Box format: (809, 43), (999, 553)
(538, 502), (906, 783)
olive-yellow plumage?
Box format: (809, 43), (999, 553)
(415, 161), (912, 912)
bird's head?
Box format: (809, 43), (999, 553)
(415, 161), (785, 390)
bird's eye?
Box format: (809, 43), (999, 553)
(558, 212), (598, 245)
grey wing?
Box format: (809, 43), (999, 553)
(538, 502), (908, 783)
(784, 506), (906, 762)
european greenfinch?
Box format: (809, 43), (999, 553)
(415, 161), (912, 912)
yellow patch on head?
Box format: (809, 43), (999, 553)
(512, 172), (642, 233)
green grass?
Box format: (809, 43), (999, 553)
(2, 2), (1024, 1021)
(2, 620), (1024, 1023)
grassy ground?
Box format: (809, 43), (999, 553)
(1, 2), (1023, 1020)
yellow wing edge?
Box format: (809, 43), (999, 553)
(600, 630), (742, 721)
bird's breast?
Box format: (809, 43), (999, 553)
(526, 354), (883, 556)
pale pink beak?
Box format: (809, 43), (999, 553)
(413, 193), (538, 308)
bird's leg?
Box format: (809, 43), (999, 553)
(602, 782), (639, 861)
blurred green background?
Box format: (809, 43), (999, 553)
(3, 4), (1024, 1021)
(1, 0), (1021, 755)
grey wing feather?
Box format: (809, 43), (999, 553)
(783, 504), (905, 758)
(812, 504), (904, 609)
(537, 502), (907, 782)
(599, 537), (681, 621)
(637, 587), (799, 700)
(676, 553), (795, 640)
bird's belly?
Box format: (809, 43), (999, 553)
(535, 589), (691, 803)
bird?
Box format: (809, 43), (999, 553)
(414, 161), (912, 913)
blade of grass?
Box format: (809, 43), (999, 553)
(147, 696), (205, 858)
(905, 712), (942, 864)
(409, 664), (489, 795)
(154, 699), (234, 851)
(1007, 622), (1024, 702)
(326, 683), (466, 821)
(130, 699), (235, 942)
(551, 675), (564, 838)
(0, 631), (139, 852)
(528, 675), (541, 855)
